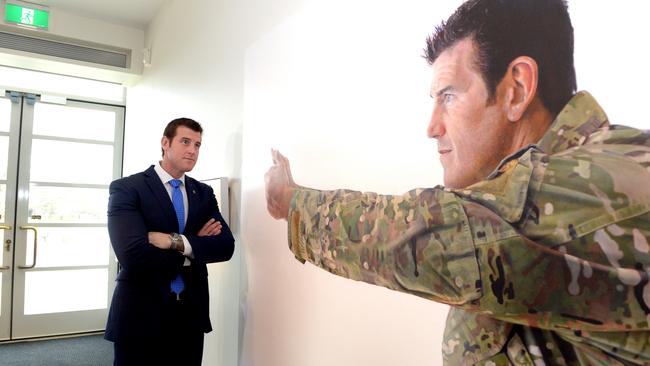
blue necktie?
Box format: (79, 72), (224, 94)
(169, 179), (185, 297)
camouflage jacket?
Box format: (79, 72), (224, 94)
(287, 91), (650, 365)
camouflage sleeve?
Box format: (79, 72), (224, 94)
(286, 149), (536, 308)
(288, 143), (650, 332)
(288, 186), (482, 306)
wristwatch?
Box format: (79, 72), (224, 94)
(169, 232), (182, 251)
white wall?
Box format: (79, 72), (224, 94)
(571, 1), (650, 128)
(126, 1), (650, 366)
(46, 7), (145, 64)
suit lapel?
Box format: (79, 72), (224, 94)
(185, 177), (199, 230)
(143, 165), (179, 232)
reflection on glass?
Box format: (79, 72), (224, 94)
(24, 269), (108, 315)
(0, 98), (7, 317)
(24, 227), (109, 267)
(0, 136), (8, 181)
(0, 98), (9, 132)
(0, 184), (5, 221)
(28, 185), (108, 223)
(30, 139), (113, 184)
(33, 103), (116, 142)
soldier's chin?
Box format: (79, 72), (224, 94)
(442, 175), (456, 189)
(443, 173), (465, 189)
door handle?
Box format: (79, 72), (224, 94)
(18, 226), (38, 269)
(0, 225), (10, 270)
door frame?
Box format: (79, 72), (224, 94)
(1, 92), (124, 340)
(0, 94), (22, 341)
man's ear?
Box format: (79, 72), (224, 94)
(161, 136), (169, 152)
(503, 56), (538, 122)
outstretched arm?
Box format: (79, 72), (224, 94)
(265, 148), (650, 333)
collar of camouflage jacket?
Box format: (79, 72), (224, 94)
(537, 91), (610, 154)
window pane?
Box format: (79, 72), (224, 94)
(0, 65), (125, 103)
(28, 185), (108, 223)
(0, 242), (4, 269)
(0, 98), (9, 132)
(30, 139), (113, 184)
(24, 269), (108, 315)
(33, 103), (116, 142)
(0, 184), (5, 222)
(25, 227), (109, 268)
(0, 184), (4, 307)
(0, 136), (8, 181)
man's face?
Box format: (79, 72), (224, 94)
(428, 38), (512, 189)
(161, 126), (202, 177)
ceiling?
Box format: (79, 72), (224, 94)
(33, 0), (168, 29)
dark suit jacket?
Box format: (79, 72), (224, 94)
(104, 165), (235, 342)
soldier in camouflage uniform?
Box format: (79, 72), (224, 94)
(265, 0), (650, 365)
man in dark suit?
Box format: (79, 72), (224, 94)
(105, 117), (235, 366)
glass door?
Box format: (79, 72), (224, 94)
(1, 92), (124, 339)
(0, 94), (20, 341)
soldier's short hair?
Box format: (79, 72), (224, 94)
(425, 0), (576, 117)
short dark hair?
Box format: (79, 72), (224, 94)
(425, 0), (576, 116)
(161, 117), (203, 156)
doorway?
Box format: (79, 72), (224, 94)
(0, 91), (123, 340)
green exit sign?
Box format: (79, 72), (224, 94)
(4, 3), (49, 29)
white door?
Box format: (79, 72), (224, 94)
(0, 92), (123, 340)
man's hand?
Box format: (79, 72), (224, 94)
(264, 149), (298, 220)
(198, 218), (222, 236)
(148, 231), (171, 249)
(147, 218), (220, 251)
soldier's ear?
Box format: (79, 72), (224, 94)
(503, 56), (538, 122)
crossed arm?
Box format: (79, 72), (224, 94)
(108, 179), (234, 278)
(147, 218), (222, 252)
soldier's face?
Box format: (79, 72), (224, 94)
(427, 38), (513, 188)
